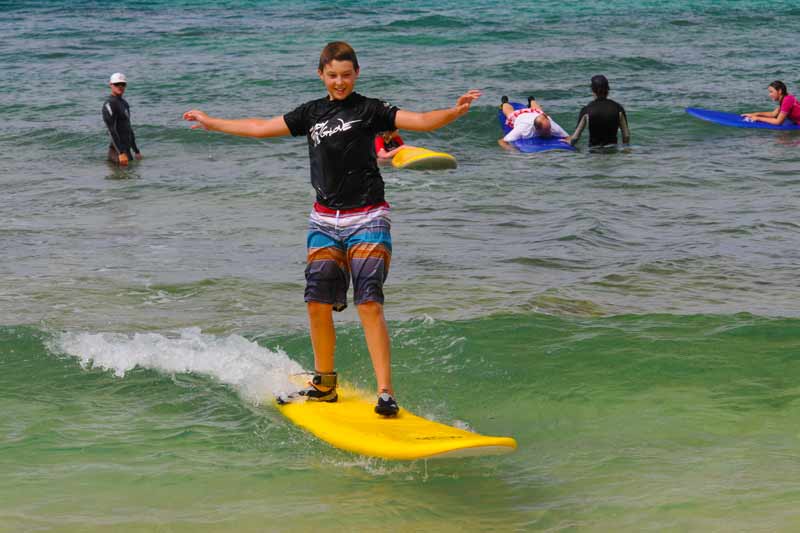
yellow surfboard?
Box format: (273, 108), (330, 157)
(391, 147), (457, 170)
(277, 387), (516, 460)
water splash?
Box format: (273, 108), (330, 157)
(52, 327), (305, 404)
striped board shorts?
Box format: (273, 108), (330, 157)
(304, 202), (392, 311)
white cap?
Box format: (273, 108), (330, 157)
(109, 72), (127, 84)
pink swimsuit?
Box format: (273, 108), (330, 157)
(780, 94), (800, 124)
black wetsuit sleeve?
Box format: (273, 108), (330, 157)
(284, 102), (310, 137)
(367, 99), (398, 133)
(102, 100), (127, 154)
(130, 120), (139, 154)
(619, 106), (630, 144)
(570, 108), (589, 145)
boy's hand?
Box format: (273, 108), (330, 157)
(183, 110), (211, 130)
(455, 90), (482, 115)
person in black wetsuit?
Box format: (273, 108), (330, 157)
(567, 75), (630, 147)
(183, 41), (481, 417)
(102, 72), (142, 166)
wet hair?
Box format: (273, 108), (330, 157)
(534, 114), (551, 132)
(591, 75), (610, 99)
(318, 41), (359, 71)
(769, 80), (788, 98)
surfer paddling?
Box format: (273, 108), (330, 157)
(375, 129), (413, 160)
(184, 41), (480, 416)
(742, 81), (800, 126)
(498, 95), (569, 150)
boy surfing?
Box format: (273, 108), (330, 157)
(184, 41), (480, 416)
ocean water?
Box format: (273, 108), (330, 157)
(2, 1), (800, 531)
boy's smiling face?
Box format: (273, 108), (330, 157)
(318, 59), (359, 101)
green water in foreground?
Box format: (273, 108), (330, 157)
(2, 314), (800, 531)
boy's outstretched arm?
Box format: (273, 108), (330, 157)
(183, 110), (291, 138)
(395, 90), (482, 132)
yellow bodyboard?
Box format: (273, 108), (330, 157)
(392, 147), (457, 170)
(277, 387), (516, 460)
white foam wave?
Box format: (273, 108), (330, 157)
(53, 327), (306, 404)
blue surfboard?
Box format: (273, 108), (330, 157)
(498, 102), (576, 153)
(686, 107), (800, 131)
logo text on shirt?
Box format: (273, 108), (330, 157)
(310, 119), (362, 147)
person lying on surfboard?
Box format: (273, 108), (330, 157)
(375, 129), (415, 160)
(498, 95), (569, 150)
(183, 41), (481, 417)
(741, 80), (800, 126)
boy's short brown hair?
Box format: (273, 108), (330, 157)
(318, 41), (359, 71)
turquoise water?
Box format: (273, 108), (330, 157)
(2, 1), (800, 531)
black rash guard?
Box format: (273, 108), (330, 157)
(574, 98), (630, 146)
(284, 92), (398, 210)
(102, 95), (140, 157)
